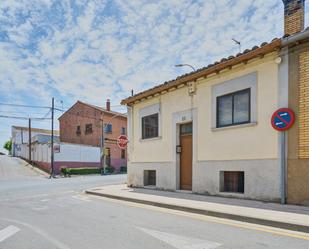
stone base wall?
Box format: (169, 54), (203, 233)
(128, 158), (280, 202)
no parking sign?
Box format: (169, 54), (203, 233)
(271, 108), (295, 131)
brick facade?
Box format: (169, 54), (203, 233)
(59, 101), (127, 171)
(287, 40), (309, 205)
(299, 51), (309, 158)
(282, 0), (305, 35)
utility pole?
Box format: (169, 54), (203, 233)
(28, 118), (31, 163)
(50, 97), (54, 178)
(100, 118), (105, 175)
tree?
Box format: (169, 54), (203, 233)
(3, 140), (12, 153)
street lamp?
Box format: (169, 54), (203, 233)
(175, 64), (196, 72)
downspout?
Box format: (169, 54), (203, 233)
(127, 105), (133, 163)
(278, 46), (289, 204)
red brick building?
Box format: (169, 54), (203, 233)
(59, 100), (127, 171)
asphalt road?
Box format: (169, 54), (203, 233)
(0, 155), (308, 249)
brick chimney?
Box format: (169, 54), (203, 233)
(282, 0), (305, 36)
(106, 99), (110, 111)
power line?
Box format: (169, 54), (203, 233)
(0, 115), (51, 121)
(0, 110), (49, 115)
(41, 108), (52, 119)
(0, 102), (51, 109)
(0, 102), (62, 112)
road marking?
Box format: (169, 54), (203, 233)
(90, 195), (309, 241)
(0, 190), (75, 202)
(0, 225), (20, 242)
(40, 199), (50, 202)
(72, 195), (91, 202)
(32, 206), (48, 211)
(0, 218), (71, 249)
(137, 227), (221, 249)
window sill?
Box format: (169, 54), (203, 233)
(212, 122), (257, 132)
(139, 136), (162, 142)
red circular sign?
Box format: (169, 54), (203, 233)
(117, 135), (128, 149)
(271, 108), (295, 131)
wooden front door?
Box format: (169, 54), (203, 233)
(180, 123), (192, 190)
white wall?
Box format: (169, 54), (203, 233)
(21, 142), (100, 163)
(127, 52), (282, 200)
(130, 53), (279, 163)
(54, 143), (100, 162)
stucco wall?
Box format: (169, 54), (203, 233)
(127, 53), (281, 201)
(128, 162), (175, 190)
(128, 159), (280, 201)
(130, 54), (279, 163)
(194, 159), (280, 201)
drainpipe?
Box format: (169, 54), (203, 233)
(280, 132), (287, 204)
(126, 105), (133, 166)
(277, 46), (289, 204)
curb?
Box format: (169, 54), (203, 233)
(24, 163), (50, 177)
(85, 190), (309, 233)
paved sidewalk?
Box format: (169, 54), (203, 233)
(0, 155), (47, 180)
(86, 184), (309, 233)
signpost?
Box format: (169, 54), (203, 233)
(117, 135), (128, 149)
(271, 108), (295, 205)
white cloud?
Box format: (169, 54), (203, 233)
(0, 0), (308, 147)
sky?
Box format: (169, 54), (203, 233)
(0, 0), (308, 153)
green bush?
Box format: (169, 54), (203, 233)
(60, 167), (68, 176)
(61, 167), (101, 176)
(3, 140), (12, 152)
(120, 166), (127, 173)
(104, 166), (115, 174)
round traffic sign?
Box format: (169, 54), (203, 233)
(117, 135), (128, 149)
(271, 108), (295, 131)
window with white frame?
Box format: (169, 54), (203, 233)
(216, 88), (251, 128)
(139, 103), (161, 140)
(142, 113), (159, 139)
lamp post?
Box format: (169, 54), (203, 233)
(175, 64), (196, 72)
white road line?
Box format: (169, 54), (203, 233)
(72, 195), (91, 202)
(0, 190), (75, 202)
(0, 218), (71, 249)
(0, 225), (20, 242)
(32, 206), (48, 211)
(137, 227), (221, 249)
